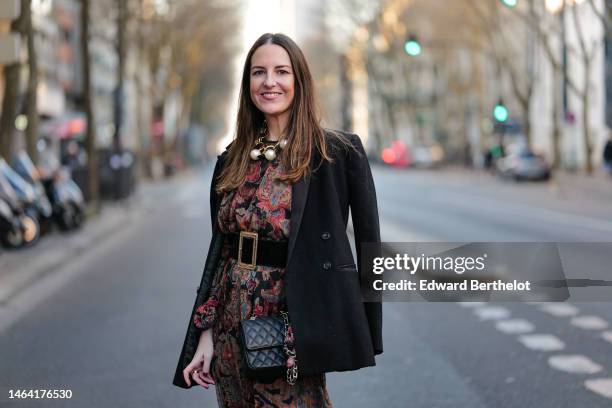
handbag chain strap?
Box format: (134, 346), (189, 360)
(280, 310), (298, 385)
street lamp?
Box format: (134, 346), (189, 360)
(404, 35), (421, 56)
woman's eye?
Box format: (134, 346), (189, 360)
(278, 70), (289, 75)
(253, 70), (264, 76)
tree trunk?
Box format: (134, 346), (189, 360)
(582, 91), (593, 174)
(111, 0), (127, 200)
(519, 97), (533, 150)
(24, 0), (38, 162)
(113, 0), (125, 152)
(0, 1), (27, 160)
(80, 0), (99, 210)
(582, 58), (593, 174)
(0, 65), (20, 160)
(551, 67), (562, 169)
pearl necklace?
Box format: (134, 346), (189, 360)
(250, 136), (288, 161)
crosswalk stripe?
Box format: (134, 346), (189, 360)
(584, 378), (612, 400)
(496, 319), (535, 334)
(548, 355), (602, 374)
(570, 316), (609, 330)
(539, 303), (579, 317)
(518, 334), (565, 351)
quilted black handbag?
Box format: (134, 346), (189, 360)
(238, 311), (298, 384)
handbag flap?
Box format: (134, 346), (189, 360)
(240, 316), (285, 351)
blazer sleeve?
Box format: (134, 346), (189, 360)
(209, 158), (223, 227)
(346, 133), (383, 355)
(193, 155), (225, 331)
(172, 155), (226, 389)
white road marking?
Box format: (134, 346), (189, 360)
(496, 319), (535, 334)
(548, 355), (603, 374)
(602, 331), (612, 344)
(570, 316), (609, 330)
(518, 334), (565, 351)
(473, 306), (511, 321)
(539, 303), (579, 317)
(584, 378), (612, 400)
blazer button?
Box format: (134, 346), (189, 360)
(321, 232), (331, 240)
(323, 262), (332, 270)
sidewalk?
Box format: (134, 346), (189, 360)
(0, 171), (191, 306)
(551, 169), (612, 202)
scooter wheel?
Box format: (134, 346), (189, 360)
(71, 204), (84, 229)
(2, 227), (23, 248)
(20, 215), (40, 247)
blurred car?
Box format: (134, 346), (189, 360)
(411, 144), (445, 168)
(381, 140), (411, 168)
(496, 150), (551, 181)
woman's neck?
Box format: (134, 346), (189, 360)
(264, 113), (289, 141)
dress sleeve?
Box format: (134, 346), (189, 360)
(192, 254), (228, 331)
(193, 297), (219, 331)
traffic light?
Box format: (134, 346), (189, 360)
(500, 0), (518, 7)
(493, 99), (509, 123)
(404, 35), (421, 56)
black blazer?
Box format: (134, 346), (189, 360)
(172, 130), (383, 388)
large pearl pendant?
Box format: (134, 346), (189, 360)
(264, 148), (277, 161)
(250, 149), (261, 160)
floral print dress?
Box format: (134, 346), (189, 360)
(193, 155), (333, 408)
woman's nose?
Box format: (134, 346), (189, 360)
(263, 74), (276, 87)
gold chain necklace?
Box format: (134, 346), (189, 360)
(250, 136), (288, 161)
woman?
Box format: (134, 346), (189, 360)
(172, 33), (382, 407)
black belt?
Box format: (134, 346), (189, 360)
(224, 231), (288, 269)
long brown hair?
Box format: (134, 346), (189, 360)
(216, 33), (347, 194)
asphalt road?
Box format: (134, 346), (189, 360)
(1, 164), (612, 407)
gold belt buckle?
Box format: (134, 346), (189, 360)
(238, 231), (258, 269)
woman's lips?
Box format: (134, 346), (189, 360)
(260, 92), (283, 101)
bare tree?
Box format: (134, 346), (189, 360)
(80, 0), (99, 210)
(23, 0), (38, 162)
(570, 1), (599, 173)
(586, 0), (611, 38)
(0, 0), (28, 160)
(505, 0), (602, 173)
(467, 0), (537, 149)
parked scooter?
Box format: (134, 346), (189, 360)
(12, 151), (84, 231)
(0, 195), (22, 247)
(0, 157), (53, 235)
(0, 175), (40, 248)
(42, 167), (86, 231)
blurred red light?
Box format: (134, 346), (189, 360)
(381, 148), (396, 164)
(68, 119), (85, 134)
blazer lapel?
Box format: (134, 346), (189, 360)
(286, 154), (315, 269)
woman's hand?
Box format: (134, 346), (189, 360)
(182, 328), (216, 389)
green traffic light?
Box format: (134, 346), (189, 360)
(404, 40), (421, 56)
(493, 104), (509, 122)
(501, 0), (518, 7)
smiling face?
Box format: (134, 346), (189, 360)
(249, 43), (295, 120)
